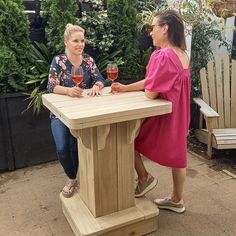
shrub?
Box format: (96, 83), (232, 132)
(107, 0), (141, 80)
(191, 20), (231, 97)
(77, 0), (115, 58)
(41, 0), (79, 55)
(0, 0), (32, 93)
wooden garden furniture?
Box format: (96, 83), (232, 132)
(42, 87), (172, 236)
(193, 54), (236, 158)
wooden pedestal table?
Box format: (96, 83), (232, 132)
(42, 87), (172, 236)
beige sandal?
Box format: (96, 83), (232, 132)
(62, 179), (78, 198)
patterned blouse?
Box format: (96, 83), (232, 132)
(47, 53), (105, 119)
(47, 53), (105, 92)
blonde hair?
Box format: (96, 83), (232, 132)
(64, 23), (85, 40)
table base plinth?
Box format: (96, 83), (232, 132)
(60, 190), (159, 236)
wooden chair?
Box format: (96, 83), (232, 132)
(193, 54), (236, 158)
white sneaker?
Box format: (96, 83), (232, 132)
(154, 197), (185, 213)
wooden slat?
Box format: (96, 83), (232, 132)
(216, 136), (236, 141)
(207, 61), (217, 110)
(212, 128), (236, 134)
(231, 60), (236, 127)
(215, 55), (224, 128)
(57, 98), (163, 116)
(217, 144), (236, 149)
(214, 133), (236, 137)
(93, 125), (118, 217)
(217, 139), (236, 144)
(77, 128), (93, 209)
(194, 129), (217, 148)
(103, 218), (157, 236)
(200, 68), (209, 104)
(76, 125), (118, 218)
(42, 89), (172, 130)
(207, 61), (218, 128)
(117, 121), (135, 211)
(223, 55), (231, 127)
(193, 98), (219, 117)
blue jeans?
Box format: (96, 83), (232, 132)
(51, 118), (78, 179)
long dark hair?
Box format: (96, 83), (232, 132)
(155, 10), (186, 50)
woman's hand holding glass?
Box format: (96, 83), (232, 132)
(107, 63), (118, 82)
(71, 66), (84, 86)
(67, 86), (83, 97)
(107, 63), (118, 93)
(111, 82), (127, 92)
(68, 66), (84, 97)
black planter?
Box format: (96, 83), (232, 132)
(0, 93), (56, 172)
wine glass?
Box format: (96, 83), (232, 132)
(106, 63), (118, 84)
(71, 66), (84, 86)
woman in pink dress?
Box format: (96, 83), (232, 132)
(111, 10), (190, 213)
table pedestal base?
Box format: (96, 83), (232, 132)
(60, 190), (159, 236)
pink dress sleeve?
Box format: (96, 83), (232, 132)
(144, 50), (179, 93)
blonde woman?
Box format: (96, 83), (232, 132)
(47, 24), (105, 197)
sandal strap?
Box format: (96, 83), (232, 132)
(65, 180), (77, 188)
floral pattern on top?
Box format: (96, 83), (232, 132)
(47, 53), (105, 93)
(47, 53), (105, 119)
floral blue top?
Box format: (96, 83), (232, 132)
(47, 53), (105, 92)
(47, 53), (105, 119)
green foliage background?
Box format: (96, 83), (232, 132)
(0, 0), (32, 93)
(107, 0), (141, 79)
(0, 0), (234, 113)
(41, 0), (79, 55)
(190, 20), (231, 97)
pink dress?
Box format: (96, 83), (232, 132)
(135, 48), (191, 168)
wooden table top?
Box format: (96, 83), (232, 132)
(42, 87), (172, 129)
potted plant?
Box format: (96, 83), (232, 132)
(208, 0), (236, 18)
(0, 0), (56, 171)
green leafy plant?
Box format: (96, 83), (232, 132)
(190, 20), (231, 97)
(96, 50), (124, 74)
(25, 43), (53, 113)
(41, 0), (79, 55)
(0, 46), (27, 93)
(0, 0), (32, 93)
(107, 0), (141, 80)
(77, 0), (115, 58)
(136, 1), (168, 29)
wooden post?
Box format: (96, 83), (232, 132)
(206, 118), (213, 158)
(64, 120), (158, 235)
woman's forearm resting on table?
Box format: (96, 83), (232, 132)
(53, 85), (69, 95)
(53, 85), (83, 97)
(145, 89), (159, 99)
(125, 80), (145, 91)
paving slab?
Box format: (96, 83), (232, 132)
(0, 152), (235, 236)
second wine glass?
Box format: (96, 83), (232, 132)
(106, 63), (118, 84)
(71, 66), (84, 86)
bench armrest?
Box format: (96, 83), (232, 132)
(193, 98), (219, 118)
